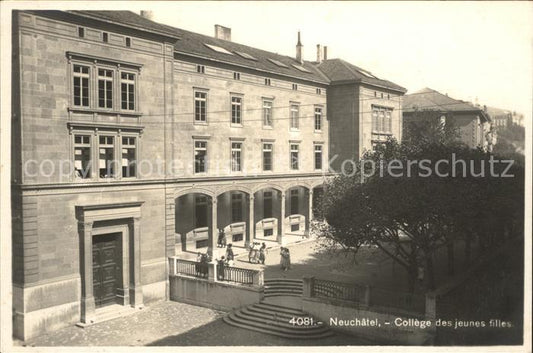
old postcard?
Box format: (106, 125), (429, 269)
(0, 1), (531, 352)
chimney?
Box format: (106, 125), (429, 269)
(316, 44), (322, 63)
(323, 46), (328, 60)
(214, 25), (231, 41)
(296, 31), (303, 64)
(140, 11), (153, 20)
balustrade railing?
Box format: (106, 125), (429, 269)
(307, 277), (425, 315)
(169, 257), (208, 279)
(169, 256), (263, 286)
(313, 278), (366, 302)
(219, 265), (256, 285)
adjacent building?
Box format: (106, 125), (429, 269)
(402, 88), (492, 150)
(11, 10), (405, 339)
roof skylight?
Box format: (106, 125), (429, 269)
(267, 58), (288, 68)
(291, 64), (311, 73)
(204, 43), (233, 55)
(234, 51), (257, 61)
(356, 69), (378, 79)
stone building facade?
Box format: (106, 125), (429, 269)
(11, 10), (405, 339)
(402, 87), (492, 150)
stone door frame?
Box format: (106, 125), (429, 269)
(75, 201), (144, 324)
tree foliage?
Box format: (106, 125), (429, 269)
(316, 135), (524, 292)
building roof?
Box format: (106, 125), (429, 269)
(485, 106), (511, 118)
(71, 10), (330, 84)
(316, 58), (407, 93)
(403, 88), (489, 122)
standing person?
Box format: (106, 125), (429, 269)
(226, 243), (234, 266)
(285, 247), (291, 270)
(259, 242), (267, 265)
(280, 247), (288, 271)
(217, 256), (226, 280)
(217, 228), (226, 248)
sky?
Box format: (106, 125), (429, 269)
(142, 1), (533, 118)
(3, 1), (533, 117)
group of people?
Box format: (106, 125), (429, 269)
(217, 228), (227, 248)
(280, 247), (291, 271)
(249, 242), (267, 264)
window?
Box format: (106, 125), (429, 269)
(78, 27), (85, 38)
(263, 143), (273, 171)
(99, 136), (115, 178)
(263, 100), (272, 127)
(290, 189), (299, 215)
(372, 106), (393, 133)
(290, 144), (299, 170)
(233, 72), (240, 80)
(196, 65), (205, 74)
(194, 141), (207, 173)
(231, 96), (242, 125)
(74, 135), (91, 179)
(194, 91), (207, 122)
(231, 193), (243, 223)
(381, 93), (384, 99)
(314, 107), (322, 131)
(204, 43), (233, 55)
(265, 78), (271, 86)
(314, 145), (323, 170)
(98, 69), (113, 109)
(231, 142), (242, 172)
(125, 37), (131, 47)
(291, 64), (311, 73)
(263, 191), (273, 218)
(102, 32), (108, 43)
(316, 88), (321, 95)
(121, 137), (136, 177)
(194, 196), (208, 228)
(234, 51), (257, 60)
(292, 83), (298, 91)
(120, 72), (135, 110)
(267, 58), (288, 68)
(73, 65), (90, 107)
(290, 104), (299, 129)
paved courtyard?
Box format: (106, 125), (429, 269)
(236, 237), (470, 294)
(18, 238), (467, 347)
(19, 300), (369, 347)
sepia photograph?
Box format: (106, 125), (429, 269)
(0, 1), (531, 352)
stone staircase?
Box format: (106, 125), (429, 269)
(223, 302), (333, 339)
(264, 278), (303, 298)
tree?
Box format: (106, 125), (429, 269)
(316, 138), (524, 292)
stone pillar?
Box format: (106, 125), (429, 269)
(302, 276), (315, 298)
(246, 195), (255, 248)
(208, 262), (217, 282)
(364, 285), (372, 306)
(425, 293), (437, 320)
(308, 190), (314, 237)
(278, 191), (286, 244)
(129, 217), (144, 308)
(208, 198), (218, 260)
(253, 269), (264, 286)
(117, 228), (130, 306)
(80, 220), (96, 324)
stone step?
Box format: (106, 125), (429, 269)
(233, 310), (325, 332)
(264, 278), (303, 283)
(223, 312), (333, 339)
(244, 306), (300, 321)
(253, 302), (305, 316)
